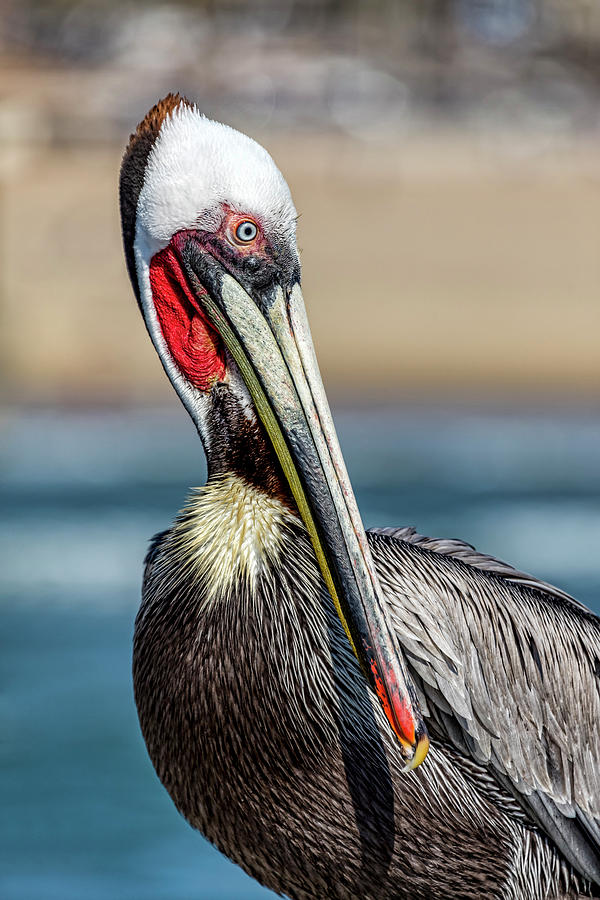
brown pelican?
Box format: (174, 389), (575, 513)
(120, 94), (600, 899)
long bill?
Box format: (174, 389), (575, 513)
(180, 241), (429, 770)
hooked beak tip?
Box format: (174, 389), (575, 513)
(402, 731), (430, 772)
(370, 655), (429, 769)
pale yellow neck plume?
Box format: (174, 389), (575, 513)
(172, 474), (298, 603)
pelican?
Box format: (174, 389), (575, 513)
(120, 94), (600, 899)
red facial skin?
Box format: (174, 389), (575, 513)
(149, 246), (225, 390)
(149, 207), (271, 391)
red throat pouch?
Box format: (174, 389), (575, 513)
(149, 246), (226, 391)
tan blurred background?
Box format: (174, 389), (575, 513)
(1, 0), (599, 408)
(3, 8), (600, 895)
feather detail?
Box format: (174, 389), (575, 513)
(369, 527), (600, 887)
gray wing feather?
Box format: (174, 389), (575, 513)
(371, 525), (590, 612)
(368, 527), (600, 884)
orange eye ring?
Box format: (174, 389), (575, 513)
(233, 219), (258, 244)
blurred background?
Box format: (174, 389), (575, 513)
(2, 1), (599, 898)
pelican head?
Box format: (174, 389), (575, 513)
(119, 94), (428, 768)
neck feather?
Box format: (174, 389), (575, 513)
(170, 473), (301, 605)
(200, 382), (294, 508)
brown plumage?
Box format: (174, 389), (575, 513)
(134, 485), (596, 899)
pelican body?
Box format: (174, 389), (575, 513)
(120, 95), (600, 899)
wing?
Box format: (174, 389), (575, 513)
(368, 526), (600, 886)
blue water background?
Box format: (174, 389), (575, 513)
(3, 407), (600, 899)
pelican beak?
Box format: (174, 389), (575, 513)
(179, 239), (429, 769)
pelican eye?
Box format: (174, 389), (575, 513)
(234, 220), (258, 243)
